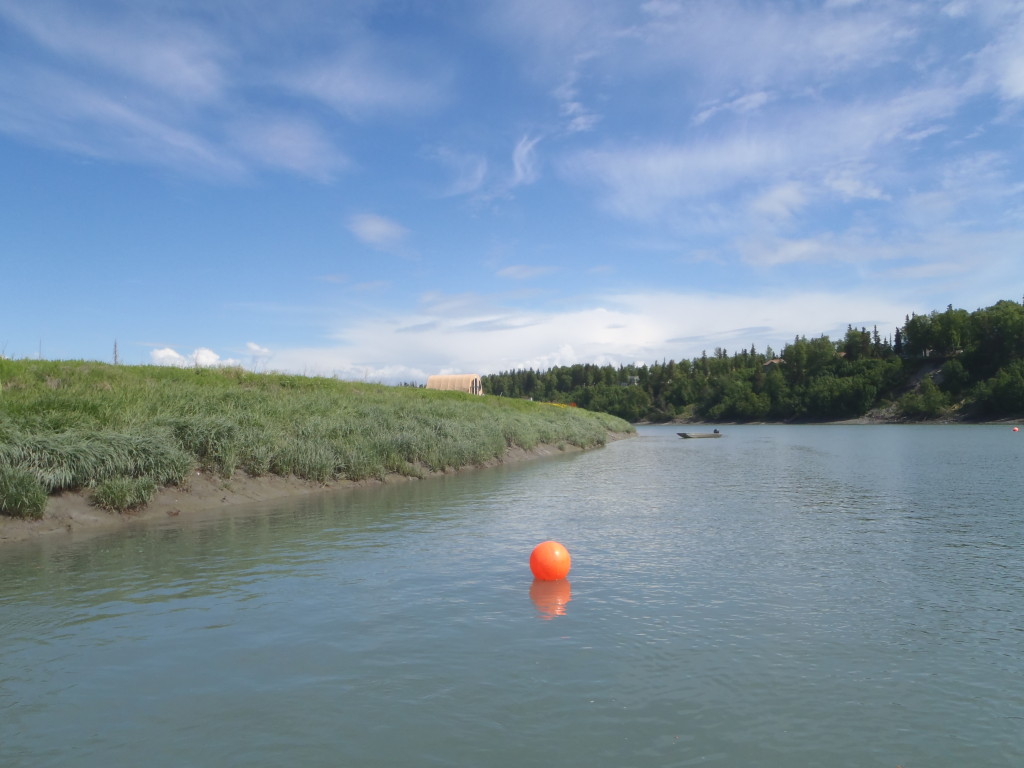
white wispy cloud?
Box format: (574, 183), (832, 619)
(693, 91), (774, 125)
(245, 287), (916, 383)
(0, 0), (247, 178)
(481, 0), (619, 65)
(974, 15), (1024, 101)
(560, 101), (601, 134)
(347, 214), (410, 252)
(497, 265), (557, 279)
(0, 0), (228, 103)
(553, 58), (601, 133)
(562, 134), (789, 219)
(228, 116), (348, 181)
(280, 43), (450, 117)
(563, 80), (969, 221)
(941, 1), (971, 19)
(143, 241), (1022, 380)
(511, 135), (542, 187)
(632, 0), (917, 92)
(444, 134), (545, 201)
(751, 182), (808, 220)
(0, 0), (396, 181)
(0, 65), (243, 177)
(429, 146), (489, 197)
(246, 342), (271, 357)
(740, 237), (833, 267)
(4, 0), (1023, 379)
(825, 167), (890, 201)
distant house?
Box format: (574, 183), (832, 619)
(426, 374), (484, 395)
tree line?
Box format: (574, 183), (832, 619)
(482, 298), (1024, 422)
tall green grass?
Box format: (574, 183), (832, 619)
(92, 476), (158, 513)
(0, 359), (633, 517)
(0, 466), (47, 519)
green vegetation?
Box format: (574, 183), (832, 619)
(0, 361), (632, 517)
(484, 298), (1024, 423)
(0, 466), (48, 519)
(93, 476), (158, 513)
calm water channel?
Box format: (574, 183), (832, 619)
(2, 424), (1023, 767)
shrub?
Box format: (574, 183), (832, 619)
(92, 476), (157, 513)
(0, 466), (48, 519)
(974, 360), (1024, 415)
(899, 378), (947, 419)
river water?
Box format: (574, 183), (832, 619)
(2, 424), (1023, 767)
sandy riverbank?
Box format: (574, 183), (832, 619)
(0, 442), (606, 545)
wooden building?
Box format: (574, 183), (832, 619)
(425, 374), (484, 395)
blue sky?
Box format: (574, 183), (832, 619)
(2, 0), (1023, 382)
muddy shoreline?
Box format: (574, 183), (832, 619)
(0, 442), (603, 545)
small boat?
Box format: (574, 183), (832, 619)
(677, 431), (722, 439)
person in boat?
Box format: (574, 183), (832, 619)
(713, 428), (719, 434)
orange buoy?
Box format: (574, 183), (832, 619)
(1014, 427), (1020, 432)
(530, 540), (571, 581)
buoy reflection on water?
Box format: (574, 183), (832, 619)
(530, 579), (572, 619)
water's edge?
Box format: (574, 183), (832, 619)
(0, 437), (629, 545)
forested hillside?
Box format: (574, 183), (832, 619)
(483, 299), (1024, 423)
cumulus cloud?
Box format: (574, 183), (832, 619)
(150, 347), (240, 367)
(151, 347), (188, 366)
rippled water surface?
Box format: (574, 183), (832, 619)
(2, 425), (1023, 766)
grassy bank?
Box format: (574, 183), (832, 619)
(0, 360), (634, 520)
